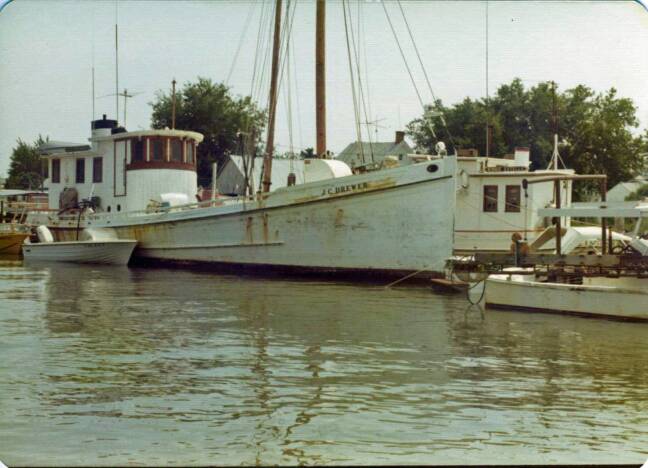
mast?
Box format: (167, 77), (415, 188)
(315, 0), (326, 158)
(262, 0), (283, 193)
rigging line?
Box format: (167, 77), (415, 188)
(249, 0), (267, 99)
(360, 1), (373, 135)
(346, 0), (374, 162)
(226, 1), (256, 86)
(290, 35), (303, 150)
(380, 2), (425, 113)
(260, 0), (296, 116)
(342, 0), (366, 165)
(396, 0), (455, 148)
(253, 1), (274, 107)
(272, 0), (298, 140)
(284, 16), (295, 161)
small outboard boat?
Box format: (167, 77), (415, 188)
(22, 226), (137, 265)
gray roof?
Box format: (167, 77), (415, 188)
(337, 141), (413, 166)
(218, 155), (305, 194)
(38, 141), (91, 155)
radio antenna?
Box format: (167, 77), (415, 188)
(115, 0), (119, 123)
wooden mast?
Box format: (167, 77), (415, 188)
(315, 0), (326, 158)
(262, 0), (283, 193)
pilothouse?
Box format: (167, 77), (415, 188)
(41, 115), (204, 213)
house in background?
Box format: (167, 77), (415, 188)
(216, 155), (305, 196)
(336, 131), (413, 169)
(607, 174), (648, 202)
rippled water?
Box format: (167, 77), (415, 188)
(1, 258), (647, 465)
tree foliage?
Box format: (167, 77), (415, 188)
(150, 77), (266, 186)
(407, 78), (647, 193)
(625, 183), (648, 201)
(6, 136), (48, 190)
(300, 147), (316, 159)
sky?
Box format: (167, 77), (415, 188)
(1, 0), (647, 176)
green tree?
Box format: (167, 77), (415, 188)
(150, 77), (266, 186)
(300, 147), (316, 159)
(407, 79), (647, 195)
(6, 136), (48, 190)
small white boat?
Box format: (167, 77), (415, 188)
(485, 201), (648, 321)
(22, 226), (137, 265)
(486, 272), (648, 321)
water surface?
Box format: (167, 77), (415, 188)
(1, 260), (647, 465)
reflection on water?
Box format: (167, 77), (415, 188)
(1, 262), (647, 465)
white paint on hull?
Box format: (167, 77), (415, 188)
(22, 240), (137, 265)
(30, 159), (456, 275)
(486, 274), (648, 320)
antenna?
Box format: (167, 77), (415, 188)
(91, 2), (96, 120)
(171, 79), (177, 129)
(361, 117), (387, 139)
(115, 0), (119, 122)
(547, 80), (566, 170)
(97, 88), (142, 126)
(485, 0), (490, 159)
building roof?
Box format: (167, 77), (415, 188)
(218, 155), (305, 194)
(336, 141), (413, 166)
(607, 176), (647, 202)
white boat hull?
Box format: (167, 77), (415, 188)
(30, 160), (456, 278)
(22, 240), (137, 265)
(485, 273), (648, 321)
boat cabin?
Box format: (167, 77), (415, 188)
(41, 116), (203, 213)
(453, 147), (573, 254)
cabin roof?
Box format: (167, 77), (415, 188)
(91, 129), (204, 143)
(38, 141), (92, 155)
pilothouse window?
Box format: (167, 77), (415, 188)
(171, 139), (183, 162)
(152, 138), (164, 161)
(132, 139), (145, 162)
(186, 142), (194, 163)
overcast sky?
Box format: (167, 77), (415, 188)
(1, 0), (647, 176)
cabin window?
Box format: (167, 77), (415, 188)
(132, 139), (145, 162)
(483, 185), (498, 212)
(152, 138), (164, 161)
(52, 159), (60, 183)
(171, 139), (183, 162)
(505, 185), (521, 213)
(93, 157), (103, 183)
(76, 158), (85, 183)
(186, 142), (194, 163)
